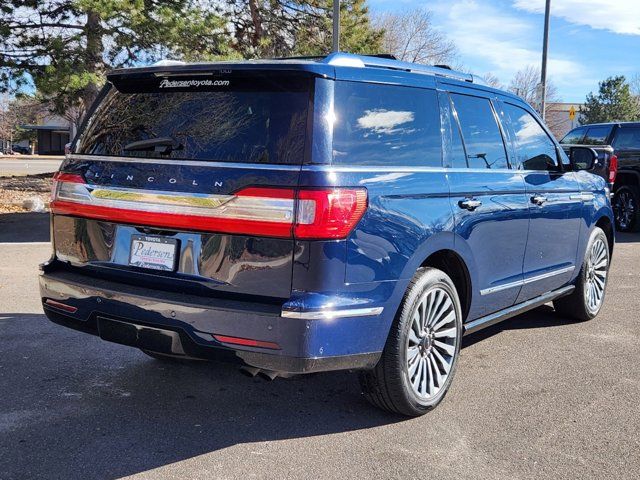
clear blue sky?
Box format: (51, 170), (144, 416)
(368, 0), (640, 103)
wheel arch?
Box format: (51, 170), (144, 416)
(595, 215), (614, 256)
(614, 171), (640, 189)
(420, 249), (472, 321)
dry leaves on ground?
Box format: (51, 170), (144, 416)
(0, 173), (53, 213)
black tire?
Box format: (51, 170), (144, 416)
(613, 185), (640, 232)
(554, 227), (610, 321)
(140, 349), (204, 363)
(359, 267), (463, 417)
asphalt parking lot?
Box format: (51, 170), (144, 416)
(1, 214), (639, 480)
(0, 157), (64, 176)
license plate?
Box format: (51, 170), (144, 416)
(128, 235), (178, 271)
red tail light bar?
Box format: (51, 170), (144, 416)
(50, 172), (367, 240)
(608, 154), (618, 184)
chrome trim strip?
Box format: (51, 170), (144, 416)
(465, 285), (575, 335)
(302, 165), (515, 173)
(480, 266), (575, 296)
(281, 306), (384, 320)
(570, 193), (595, 201)
(479, 279), (524, 296)
(68, 156), (565, 175)
(67, 154), (302, 171)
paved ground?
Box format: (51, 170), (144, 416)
(0, 213), (50, 242)
(0, 215), (638, 480)
(0, 157), (63, 176)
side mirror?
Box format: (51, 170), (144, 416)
(569, 146), (597, 171)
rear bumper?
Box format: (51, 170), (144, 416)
(39, 265), (384, 374)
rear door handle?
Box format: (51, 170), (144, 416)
(531, 194), (547, 205)
(458, 198), (482, 211)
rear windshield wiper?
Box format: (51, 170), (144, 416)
(124, 137), (182, 154)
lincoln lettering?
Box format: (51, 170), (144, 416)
(86, 171), (221, 188)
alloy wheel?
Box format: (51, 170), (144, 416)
(405, 287), (459, 400)
(615, 191), (635, 230)
(585, 238), (608, 313)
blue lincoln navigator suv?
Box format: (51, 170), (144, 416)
(40, 53), (614, 416)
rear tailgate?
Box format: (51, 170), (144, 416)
(50, 70), (314, 300)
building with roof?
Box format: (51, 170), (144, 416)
(21, 113), (71, 155)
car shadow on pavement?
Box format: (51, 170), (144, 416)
(0, 313), (404, 480)
(615, 231), (640, 243)
(0, 213), (50, 243)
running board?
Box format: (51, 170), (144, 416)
(463, 285), (575, 336)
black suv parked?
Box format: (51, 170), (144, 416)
(560, 122), (640, 231)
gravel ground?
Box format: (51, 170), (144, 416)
(0, 173), (52, 213)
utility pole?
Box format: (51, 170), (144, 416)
(332, 0), (340, 52)
(540, 0), (551, 120)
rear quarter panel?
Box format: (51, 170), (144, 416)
(574, 171), (615, 270)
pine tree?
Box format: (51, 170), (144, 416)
(580, 76), (640, 124)
(223, 0), (383, 58)
(0, 1), (228, 123)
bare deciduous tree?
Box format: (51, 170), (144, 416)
(373, 8), (457, 65)
(508, 65), (561, 111)
(482, 73), (503, 89)
(630, 73), (640, 110)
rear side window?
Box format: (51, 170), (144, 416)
(560, 126), (586, 144)
(503, 103), (559, 171)
(583, 126), (612, 145)
(76, 76), (310, 164)
(450, 93), (508, 169)
(332, 82), (442, 167)
(612, 126), (640, 148)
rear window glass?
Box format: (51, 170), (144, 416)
(583, 126), (612, 145)
(560, 127), (586, 144)
(76, 76), (310, 164)
(612, 126), (640, 148)
(450, 93), (508, 169)
(331, 81), (442, 167)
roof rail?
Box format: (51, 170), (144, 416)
(152, 59), (186, 67)
(322, 52), (474, 83)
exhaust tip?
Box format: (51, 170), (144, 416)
(239, 366), (261, 378)
(257, 370), (279, 381)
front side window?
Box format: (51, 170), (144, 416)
(450, 93), (508, 169)
(560, 127), (586, 144)
(503, 103), (559, 171)
(332, 81), (442, 167)
(583, 126), (612, 145)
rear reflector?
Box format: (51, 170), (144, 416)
(44, 299), (78, 313)
(50, 172), (367, 239)
(608, 154), (618, 184)
(212, 334), (281, 350)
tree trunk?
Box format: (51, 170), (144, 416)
(248, 0), (263, 50)
(82, 10), (103, 111)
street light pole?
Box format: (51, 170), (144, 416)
(540, 0), (551, 121)
(332, 0), (340, 52)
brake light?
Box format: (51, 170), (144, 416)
(295, 189), (368, 239)
(608, 154), (618, 184)
(50, 174), (367, 240)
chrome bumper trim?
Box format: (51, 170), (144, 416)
(281, 306), (384, 320)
